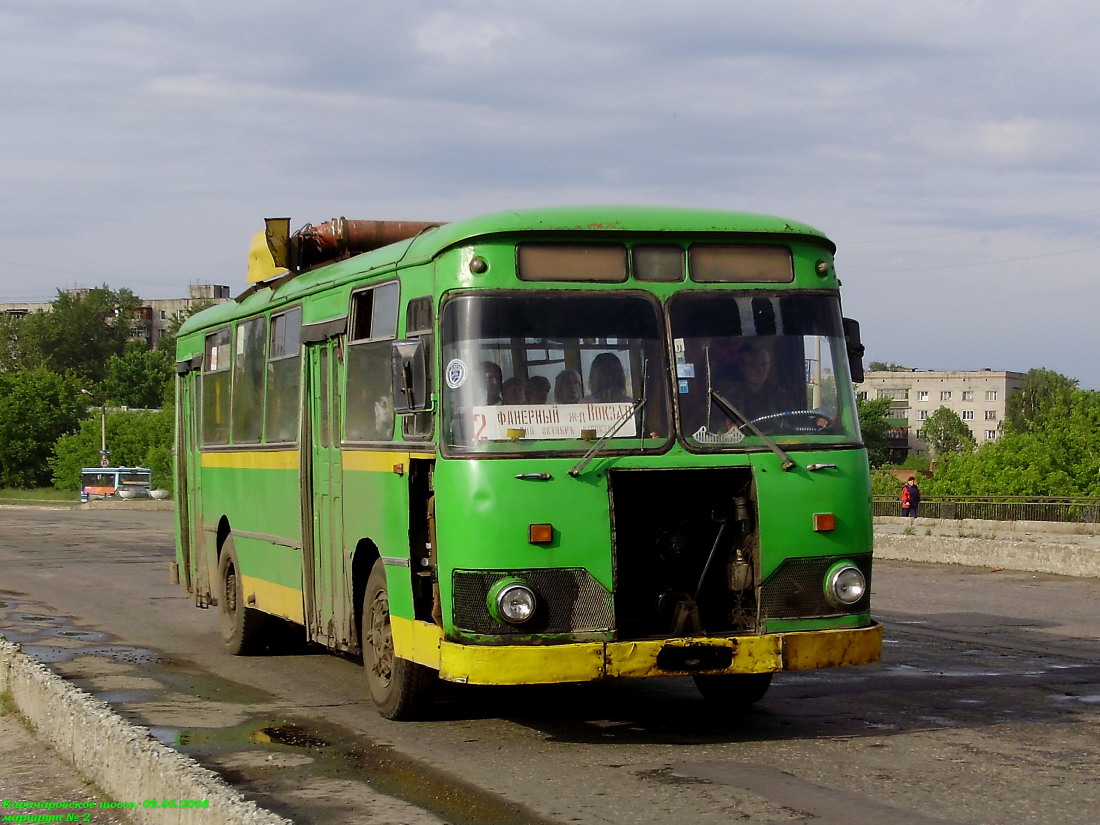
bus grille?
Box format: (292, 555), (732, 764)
(758, 554), (872, 619)
(452, 569), (615, 636)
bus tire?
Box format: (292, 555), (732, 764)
(692, 672), (773, 709)
(218, 541), (268, 655)
(362, 558), (437, 720)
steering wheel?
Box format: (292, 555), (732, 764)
(747, 409), (834, 434)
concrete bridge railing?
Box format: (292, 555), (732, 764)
(874, 516), (1100, 578)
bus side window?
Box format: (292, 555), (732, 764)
(346, 283), (400, 441)
(232, 316), (266, 443)
(266, 307), (302, 443)
(202, 327), (231, 445)
(402, 296), (433, 440)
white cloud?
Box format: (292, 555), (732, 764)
(412, 13), (523, 66)
(902, 117), (1082, 168)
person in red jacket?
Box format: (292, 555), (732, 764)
(901, 476), (921, 518)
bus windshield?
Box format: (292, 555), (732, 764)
(669, 292), (861, 450)
(441, 292), (670, 453)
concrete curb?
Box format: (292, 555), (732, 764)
(81, 500), (174, 511)
(0, 637), (291, 825)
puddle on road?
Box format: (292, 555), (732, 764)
(142, 710), (551, 825)
(0, 597), (552, 825)
(256, 723), (331, 749)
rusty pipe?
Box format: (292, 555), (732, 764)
(291, 217), (442, 271)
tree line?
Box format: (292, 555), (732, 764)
(0, 287), (181, 491)
(860, 368), (1100, 498)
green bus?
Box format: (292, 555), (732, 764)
(173, 206), (881, 719)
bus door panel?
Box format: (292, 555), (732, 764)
(304, 341), (349, 648)
(179, 371), (211, 604)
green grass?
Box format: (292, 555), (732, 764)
(0, 487), (80, 505)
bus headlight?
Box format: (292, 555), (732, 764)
(824, 562), (866, 608)
(487, 579), (538, 624)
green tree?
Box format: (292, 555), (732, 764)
(856, 395), (892, 468)
(871, 468), (905, 497)
(921, 406), (976, 463)
(1004, 368), (1078, 435)
(0, 313), (32, 372)
(868, 361), (912, 371)
(19, 286), (140, 383)
(50, 407), (174, 494)
(926, 387), (1100, 498)
(0, 368), (87, 487)
(101, 341), (174, 409)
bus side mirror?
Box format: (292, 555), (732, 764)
(391, 339), (431, 413)
(843, 317), (865, 383)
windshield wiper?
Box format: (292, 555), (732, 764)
(569, 361), (649, 478)
(710, 389), (796, 471)
(568, 396), (646, 477)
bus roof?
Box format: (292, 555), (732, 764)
(81, 467), (152, 474)
(179, 205), (834, 336)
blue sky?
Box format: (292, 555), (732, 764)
(2, 1), (1098, 387)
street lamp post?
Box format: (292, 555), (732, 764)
(80, 390), (110, 467)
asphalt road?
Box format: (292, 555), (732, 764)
(1, 507), (1099, 825)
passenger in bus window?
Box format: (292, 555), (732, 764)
(480, 361), (503, 404)
(583, 353), (630, 403)
(526, 375), (551, 404)
(502, 377), (526, 405)
(553, 369), (583, 404)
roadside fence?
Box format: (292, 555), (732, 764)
(871, 496), (1100, 524)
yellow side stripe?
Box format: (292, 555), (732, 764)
(201, 451), (299, 470)
(240, 575), (305, 624)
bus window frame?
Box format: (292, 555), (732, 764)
(666, 289), (863, 453)
(201, 326), (232, 446)
(438, 288), (672, 458)
(345, 281), (402, 443)
(231, 314), (268, 445)
(264, 305), (303, 445)
(398, 295), (435, 441)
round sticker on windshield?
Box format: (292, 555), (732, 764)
(446, 359), (468, 389)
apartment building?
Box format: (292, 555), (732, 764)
(859, 369), (1025, 460)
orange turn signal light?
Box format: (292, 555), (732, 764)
(529, 523), (554, 544)
(813, 513), (836, 532)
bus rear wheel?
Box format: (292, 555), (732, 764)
(692, 672), (773, 709)
(362, 558), (437, 720)
(218, 541), (269, 655)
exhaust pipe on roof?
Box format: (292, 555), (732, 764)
(289, 217), (442, 272)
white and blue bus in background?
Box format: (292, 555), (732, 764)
(80, 467), (153, 502)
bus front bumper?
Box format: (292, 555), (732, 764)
(393, 619), (883, 686)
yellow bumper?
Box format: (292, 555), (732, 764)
(392, 618), (883, 686)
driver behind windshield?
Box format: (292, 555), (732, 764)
(711, 337), (799, 425)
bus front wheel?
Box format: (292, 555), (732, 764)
(692, 672), (773, 709)
(218, 541), (268, 655)
(362, 558), (437, 720)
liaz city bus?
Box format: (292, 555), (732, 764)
(172, 206), (881, 720)
(81, 467), (153, 502)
